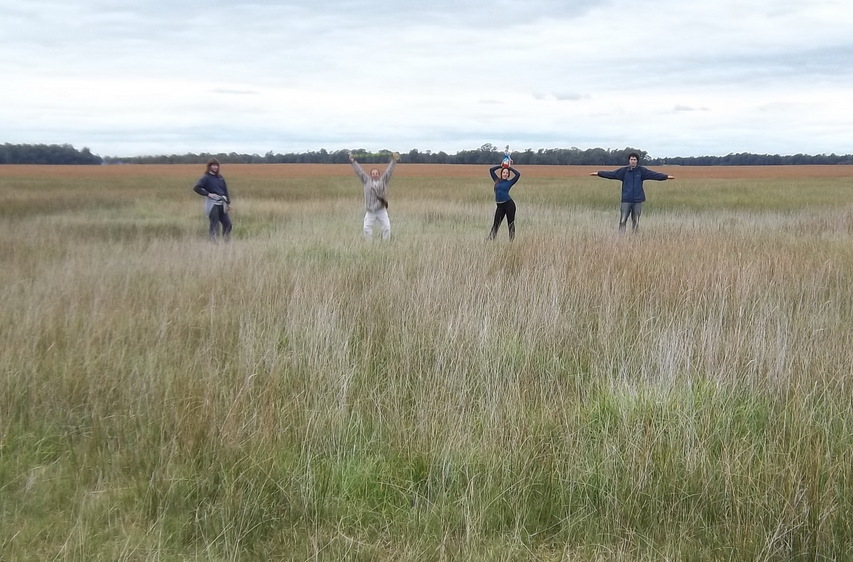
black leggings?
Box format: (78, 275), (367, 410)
(489, 199), (516, 240)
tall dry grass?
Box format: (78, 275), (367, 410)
(2, 164), (853, 559)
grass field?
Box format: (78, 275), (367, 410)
(2, 163), (853, 560)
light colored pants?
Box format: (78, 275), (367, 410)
(363, 208), (391, 240)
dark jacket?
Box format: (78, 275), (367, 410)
(596, 165), (668, 203)
(194, 172), (230, 203)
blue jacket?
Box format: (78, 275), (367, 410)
(596, 165), (668, 203)
(489, 165), (521, 203)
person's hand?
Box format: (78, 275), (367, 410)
(589, 172), (598, 176)
(392, 152), (400, 162)
(667, 175), (675, 179)
(208, 193), (221, 200)
(347, 151), (354, 162)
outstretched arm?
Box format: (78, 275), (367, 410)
(592, 169), (621, 180)
(642, 168), (675, 181)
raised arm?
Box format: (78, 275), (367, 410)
(507, 166), (521, 185)
(489, 165), (501, 181)
(348, 152), (369, 183)
(381, 152), (399, 183)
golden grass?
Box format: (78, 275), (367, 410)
(1, 164), (853, 559)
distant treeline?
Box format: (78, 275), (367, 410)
(3, 142), (853, 166)
(1, 143), (102, 165)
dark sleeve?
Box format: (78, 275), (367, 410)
(221, 179), (230, 203)
(508, 167), (521, 185)
(596, 169), (620, 180)
(641, 168), (669, 181)
(193, 175), (208, 196)
(489, 165), (500, 181)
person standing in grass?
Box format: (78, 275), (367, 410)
(487, 162), (522, 240)
(590, 152), (674, 233)
(193, 158), (232, 241)
(349, 151), (399, 240)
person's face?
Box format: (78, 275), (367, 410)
(628, 156), (638, 168)
(209, 164), (219, 174)
(370, 169), (380, 180)
(501, 168), (510, 179)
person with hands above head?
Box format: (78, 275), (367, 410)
(348, 150), (399, 241)
(193, 158), (232, 242)
(487, 159), (521, 241)
(590, 152), (674, 234)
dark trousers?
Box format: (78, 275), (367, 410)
(208, 205), (232, 240)
(619, 201), (643, 233)
(489, 199), (516, 240)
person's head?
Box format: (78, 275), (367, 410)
(627, 153), (639, 168)
(370, 168), (381, 180)
(500, 167), (511, 180)
(206, 158), (220, 175)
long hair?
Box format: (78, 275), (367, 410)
(495, 167), (510, 188)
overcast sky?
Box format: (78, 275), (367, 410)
(2, 0), (851, 158)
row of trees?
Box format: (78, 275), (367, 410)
(652, 152), (853, 166)
(105, 145), (853, 166)
(0, 143), (102, 165)
(103, 146), (650, 166)
(3, 143), (853, 166)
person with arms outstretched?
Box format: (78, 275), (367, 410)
(488, 162), (521, 240)
(349, 151), (399, 240)
(590, 152), (674, 233)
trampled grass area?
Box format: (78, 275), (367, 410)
(2, 164), (853, 560)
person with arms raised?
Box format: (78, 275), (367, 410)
(349, 151), (399, 240)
